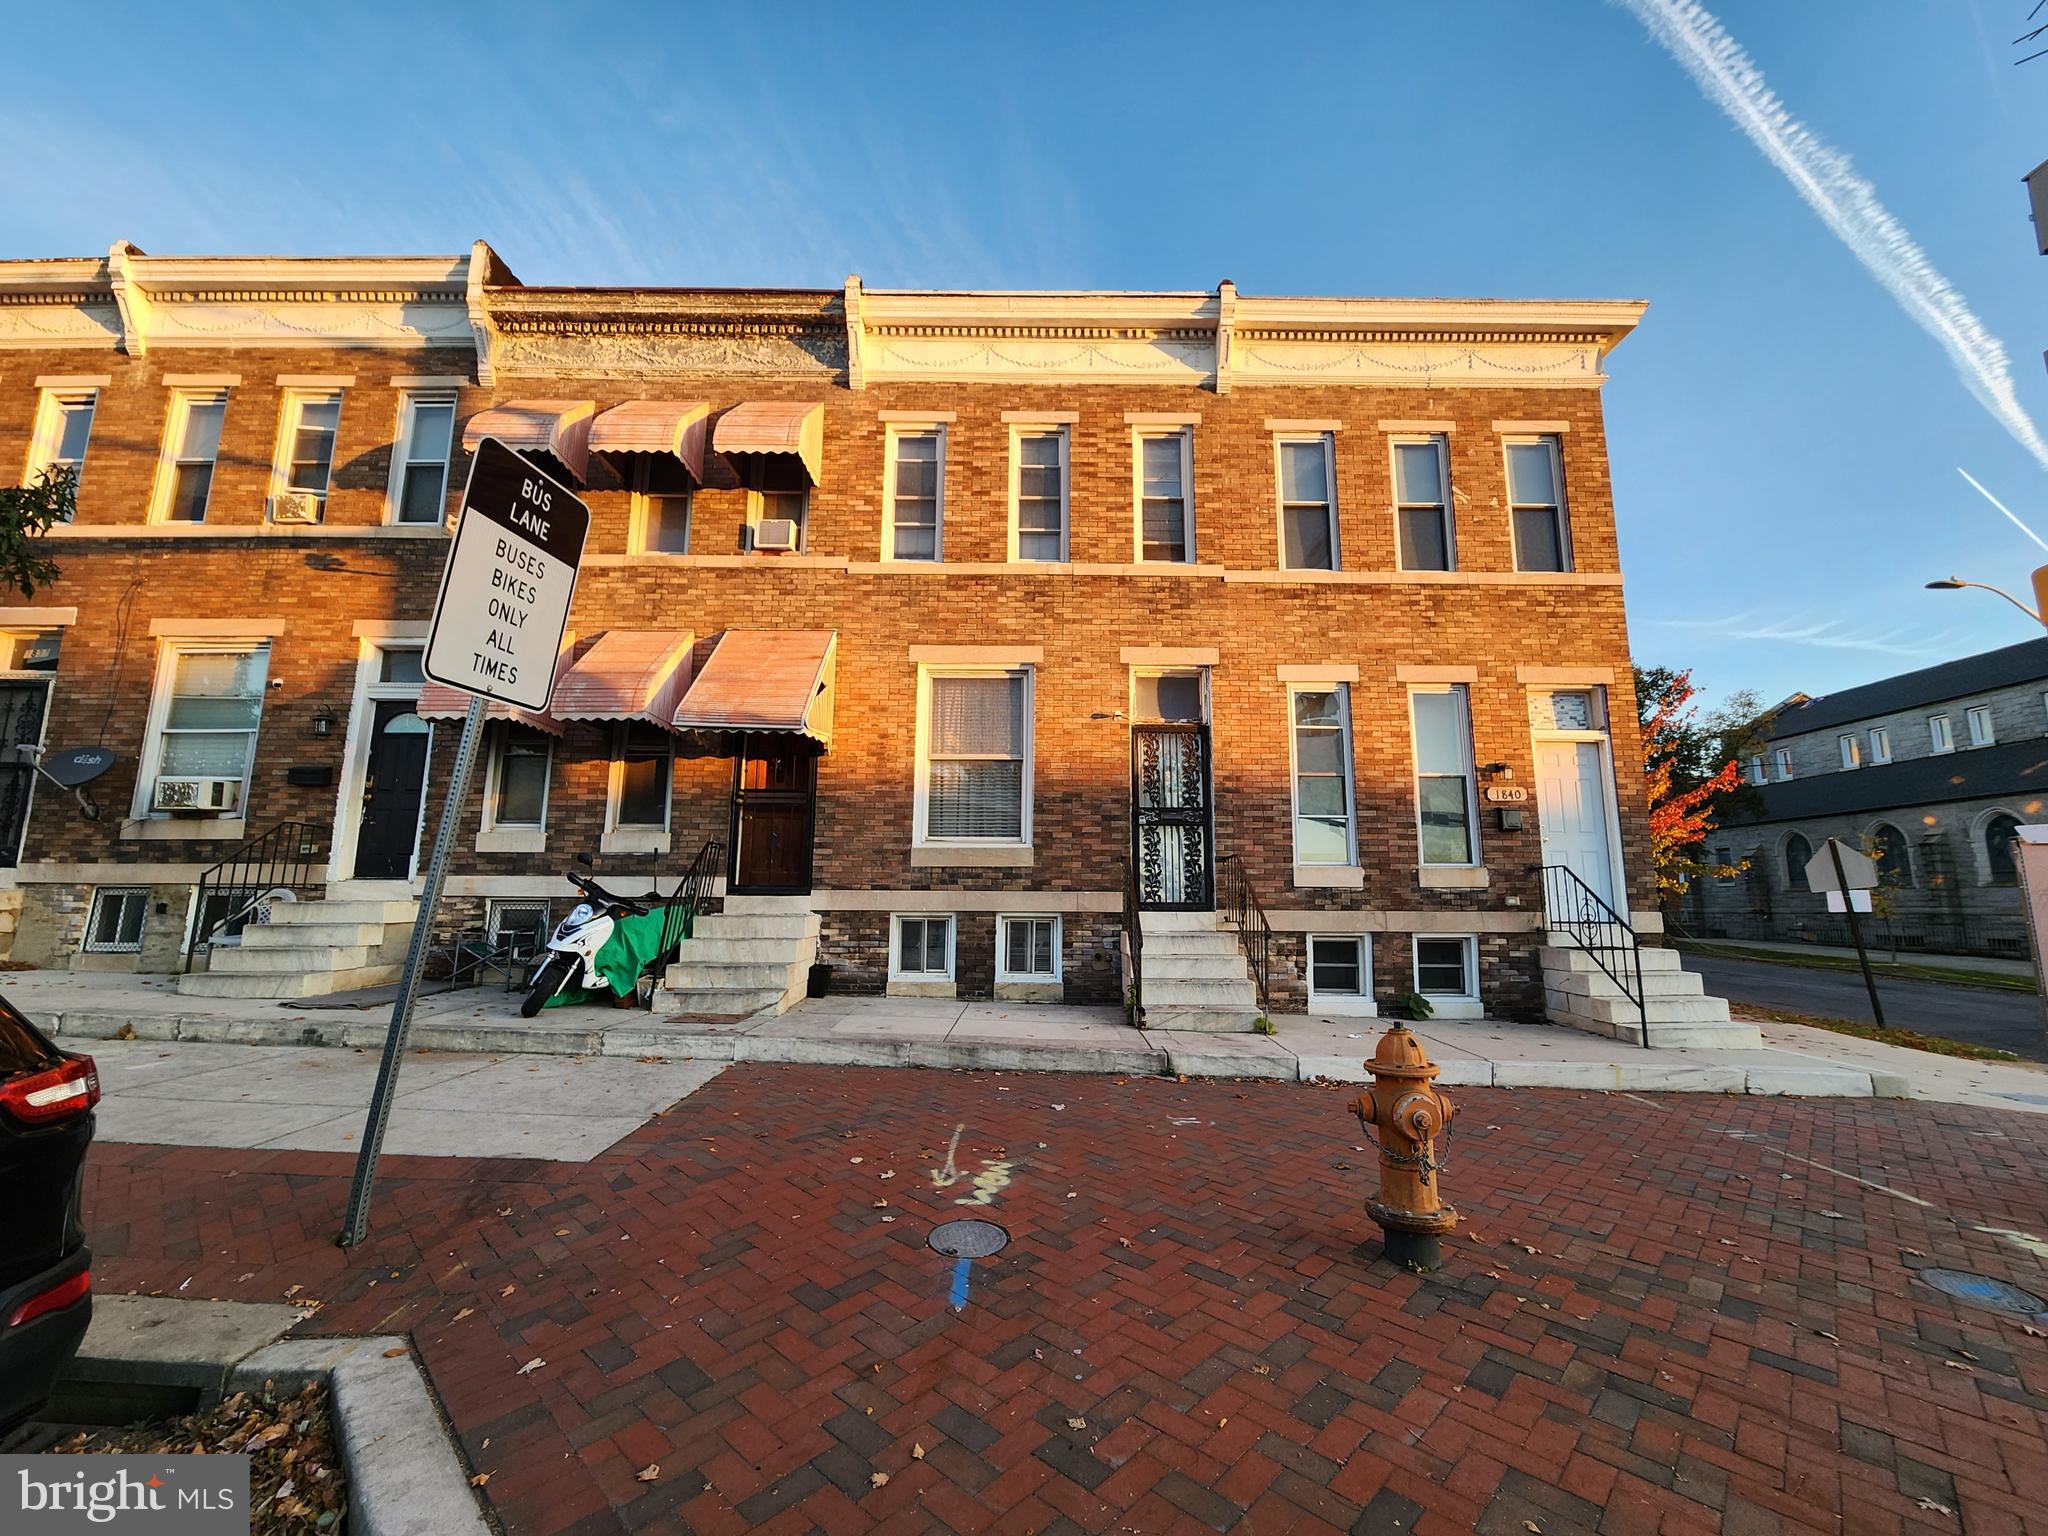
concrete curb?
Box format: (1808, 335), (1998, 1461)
(65, 1297), (486, 1536)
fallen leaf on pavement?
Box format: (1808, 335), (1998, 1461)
(453, 1308), (474, 1322)
(1066, 1418), (1086, 1430)
(515, 1358), (544, 1376)
(1917, 1497), (1953, 1515)
(382, 1347), (407, 1358)
(912, 1443), (925, 1459)
(870, 1472), (889, 1489)
(499, 1285), (516, 1297)
(471, 1472), (492, 1487)
(636, 1464), (659, 1482)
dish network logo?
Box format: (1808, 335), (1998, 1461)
(18, 1465), (238, 1522)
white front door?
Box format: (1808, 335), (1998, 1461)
(1535, 738), (1616, 908)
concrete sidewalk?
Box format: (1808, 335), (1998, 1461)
(11, 965), (2048, 1110)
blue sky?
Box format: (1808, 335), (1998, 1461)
(5, 1), (2046, 714)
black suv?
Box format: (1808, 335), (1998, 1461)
(0, 994), (97, 1433)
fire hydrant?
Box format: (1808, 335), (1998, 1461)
(1351, 1022), (1458, 1271)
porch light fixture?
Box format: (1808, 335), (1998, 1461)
(310, 704), (337, 739)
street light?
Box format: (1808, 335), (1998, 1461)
(1924, 568), (2048, 628)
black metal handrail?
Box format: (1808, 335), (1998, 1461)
(183, 820), (328, 972)
(1534, 863), (1649, 1049)
(652, 839), (726, 973)
(1121, 856), (1145, 1027)
(1216, 855), (1273, 1016)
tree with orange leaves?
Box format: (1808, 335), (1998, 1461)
(1635, 665), (1757, 897)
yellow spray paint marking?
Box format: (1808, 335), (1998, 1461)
(955, 1161), (1013, 1207)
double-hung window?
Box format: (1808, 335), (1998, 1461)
(155, 390), (229, 523)
(388, 392), (456, 524)
(1411, 685), (1478, 866)
(1930, 714), (1955, 753)
(885, 428), (943, 561)
(28, 389), (96, 498)
(1773, 747), (1794, 781)
(1743, 755), (1766, 786)
(1289, 685), (1356, 866)
(609, 723), (672, 831)
(1868, 726), (1892, 764)
(1011, 427), (1068, 562)
(917, 669), (1032, 845)
(1393, 436), (1453, 571)
(1136, 429), (1192, 563)
(998, 914), (1061, 985)
(144, 643), (270, 813)
(487, 724), (552, 830)
(1277, 436), (1338, 570)
(272, 390), (342, 517)
(1505, 436), (1569, 571)
(631, 460), (691, 553)
(1967, 705), (1996, 747)
(1838, 734), (1861, 770)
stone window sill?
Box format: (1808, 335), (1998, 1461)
(1417, 865), (1489, 890)
(1293, 865), (1364, 889)
(476, 828), (545, 854)
(911, 845), (1034, 868)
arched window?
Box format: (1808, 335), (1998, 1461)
(1784, 833), (1813, 891)
(1984, 813), (2022, 886)
(1869, 823), (1913, 888)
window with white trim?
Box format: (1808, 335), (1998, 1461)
(1307, 935), (1371, 1002)
(1930, 714), (1954, 753)
(1289, 685), (1356, 866)
(1011, 426), (1068, 562)
(609, 723), (672, 830)
(1413, 934), (1478, 1002)
(1277, 435), (1338, 570)
(27, 388), (96, 499)
(1773, 747), (1794, 781)
(486, 724), (552, 830)
(1410, 685), (1477, 866)
(142, 642), (270, 812)
(630, 459), (691, 554)
(997, 914), (1061, 984)
(1393, 435), (1453, 571)
(270, 389), (342, 517)
(1135, 429), (1192, 563)
(154, 389), (229, 523)
(1967, 705), (1996, 747)
(1838, 734), (1861, 770)
(1504, 435), (1569, 572)
(884, 427), (944, 561)
(388, 392), (456, 524)
(916, 668), (1032, 845)
(1742, 754), (1765, 786)
(84, 887), (147, 954)
(1867, 726), (1891, 764)
(891, 914), (954, 982)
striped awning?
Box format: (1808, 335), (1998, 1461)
(551, 630), (696, 727)
(461, 399), (596, 484)
(671, 629), (836, 754)
(711, 401), (824, 484)
(589, 401), (710, 483)
(415, 647), (577, 737)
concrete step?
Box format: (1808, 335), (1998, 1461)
(1145, 953), (1251, 981)
(1138, 931), (1245, 956)
(269, 899), (418, 926)
(176, 963), (404, 1000)
(1547, 989), (1731, 1026)
(1538, 944), (1685, 974)
(1138, 910), (1225, 933)
(238, 920), (399, 950)
(1142, 1008), (1266, 1033)
(694, 913), (819, 940)
(1143, 977), (1258, 1009)
(659, 986), (787, 1018)
(1550, 1011), (1765, 1050)
(682, 935), (820, 964)
(721, 895), (819, 915)
(1544, 968), (1708, 1002)
(670, 961), (803, 991)
(204, 944), (376, 974)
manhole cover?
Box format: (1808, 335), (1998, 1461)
(1917, 1268), (2048, 1316)
(930, 1219), (1010, 1259)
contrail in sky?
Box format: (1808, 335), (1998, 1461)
(1617, 0), (2048, 474)
(1957, 467), (2048, 553)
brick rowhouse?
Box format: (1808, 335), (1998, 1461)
(0, 242), (1654, 1022)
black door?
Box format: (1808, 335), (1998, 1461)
(0, 682), (48, 870)
(351, 700), (431, 880)
(1132, 724), (1213, 909)
(730, 736), (815, 894)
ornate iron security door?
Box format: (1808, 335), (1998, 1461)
(0, 681), (48, 869)
(1132, 724), (1213, 909)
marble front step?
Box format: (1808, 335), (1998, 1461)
(176, 964), (404, 999)
(239, 919), (410, 950)
(268, 899), (419, 927)
(1538, 943), (1686, 974)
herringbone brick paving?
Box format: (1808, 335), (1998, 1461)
(81, 1065), (2048, 1534)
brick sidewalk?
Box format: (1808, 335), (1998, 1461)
(83, 1067), (2048, 1535)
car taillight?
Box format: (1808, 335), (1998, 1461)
(7, 1267), (89, 1329)
(0, 1054), (100, 1126)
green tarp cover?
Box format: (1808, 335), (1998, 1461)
(544, 905), (690, 1007)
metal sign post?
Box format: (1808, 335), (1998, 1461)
(339, 439), (588, 1248)
(1827, 838), (1886, 1029)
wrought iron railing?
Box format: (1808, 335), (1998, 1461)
(183, 820), (328, 972)
(1535, 862), (1649, 1049)
(1216, 854), (1273, 1016)
(652, 839), (726, 973)
(1121, 856), (1145, 1027)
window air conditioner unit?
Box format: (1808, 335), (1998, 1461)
(153, 776), (244, 815)
(751, 518), (799, 552)
(268, 491), (323, 525)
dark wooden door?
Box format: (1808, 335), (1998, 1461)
(731, 737), (815, 893)
(0, 681), (47, 869)
(351, 699), (431, 880)
(1132, 724), (1213, 909)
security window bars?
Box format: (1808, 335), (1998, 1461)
(1394, 437), (1452, 571)
(1138, 430), (1191, 562)
(888, 430), (942, 561)
(84, 887), (147, 954)
(1290, 686), (1355, 866)
(1278, 436), (1337, 570)
(1505, 436), (1568, 571)
(922, 670), (1029, 842)
(160, 390), (228, 523)
(391, 392), (456, 524)
(1411, 685), (1477, 866)
(1014, 429), (1066, 562)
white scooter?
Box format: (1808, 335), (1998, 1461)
(520, 856), (653, 1018)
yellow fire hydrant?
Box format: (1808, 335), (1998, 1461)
(1351, 1022), (1458, 1271)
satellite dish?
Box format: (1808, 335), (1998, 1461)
(37, 746), (116, 790)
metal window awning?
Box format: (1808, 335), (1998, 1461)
(589, 401), (710, 483)
(711, 401), (825, 484)
(415, 647), (577, 737)
(550, 630), (696, 727)
(461, 399), (597, 485)
(670, 629), (836, 755)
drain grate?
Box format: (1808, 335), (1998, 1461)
(1916, 1268), (2047, 1316)
(930, 1218), (1010, 1259)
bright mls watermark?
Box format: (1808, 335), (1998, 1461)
(3, 1455), (249, 1533)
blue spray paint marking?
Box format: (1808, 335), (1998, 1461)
(948, 1255), (972, 1311)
